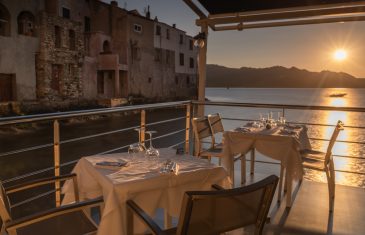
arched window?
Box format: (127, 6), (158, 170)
(18, 11), (35, 36)
(103, 40), (111, 53)
(0, 3), (11, 36)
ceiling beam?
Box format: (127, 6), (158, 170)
(213, 15), (365, 31)
(182, 0), (207, 19)
(197, 5), (365, 26)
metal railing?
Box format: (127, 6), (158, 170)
(0, 101), (191, 207)
(1, 100), (365, 209)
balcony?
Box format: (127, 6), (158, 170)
(0, 100), (364, 234)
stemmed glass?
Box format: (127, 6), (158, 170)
(145, 131), (160, 165)
(128, 128), (146, 162)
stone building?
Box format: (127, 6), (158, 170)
(0, 0), (198, 109)
(0, 0), (43, 102)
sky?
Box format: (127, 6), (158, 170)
(109, 0), (365, 78)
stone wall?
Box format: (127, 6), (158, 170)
(36, 11), (84, 101)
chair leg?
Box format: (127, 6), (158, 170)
(325, 170), (334, 212)
(250, 149), (255, 175)
(277, 164), (285, 203)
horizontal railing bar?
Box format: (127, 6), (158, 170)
(146, 116), (185, 127)
(308, 137), (365, 145)
(248, 159), (365, 176)
(10, 189), (56, 209)
(0, 101), (191, 126)
(3, 130), (186, 183)
(222, 117), (365, 130)
(167, 140), (186, 149)
(333, 154), (365, 160)
(333, 169), (365, 176)
(96, 144), (130, 155)
(0, 115), (184, 158)
(0, 143), (54, 158)
(61, 125), (140, 145)
(194, 101), (365, 113)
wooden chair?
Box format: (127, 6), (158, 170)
(0, 174), (103, 235)
(300, 120), (344, 212)
(191, 117), (224, 164)
(127, 175), (279, 235)
(207, 113), (224, 150)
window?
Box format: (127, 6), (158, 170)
(156, 25), (161, 36)
(175, 76), (178, 85)
(155, 48), (161, 62)
(51, 64), (62, 92)
(148, 77), (152, 83)
(186, 76), (190, 85)
(69, 30), (76, 50)
(179, 34), (183, 44)
(134, 24), (142, 33)
(84, 16), (90, 32)
(0, 74), (15, 102)
(103, 40), (111, 53)
(166, 29), (170, 40)
(189, 39), (193, 50)
(179, 53), (184, 66)
(189, 57), (194, 68)
(0, 3), (11, 36)
(17, 11), (35, 36)
(55, 26), (62, 48)
(62, 7), (70, 19)
(97, 71), (104, 94)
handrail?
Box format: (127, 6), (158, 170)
(193, 100), (365, 112)
(0, 100), (191, 126)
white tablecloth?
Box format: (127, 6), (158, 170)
(223, 124), (311, 184)
(62, 148), (230, 235)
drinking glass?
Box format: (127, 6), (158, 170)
(145, 131), (160, 165)
(128, 128), (146, 162)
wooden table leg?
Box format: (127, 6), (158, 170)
(241, 153), (246, 185)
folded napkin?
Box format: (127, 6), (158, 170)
(95, 160), (129, 169)
(235, 127), (252, 132)
(285, 124), (302, 129)
(279, 129), (297, 135)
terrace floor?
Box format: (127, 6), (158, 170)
(232, 176), (365, 235)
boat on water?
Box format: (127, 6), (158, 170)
(329, 92), (347, 97)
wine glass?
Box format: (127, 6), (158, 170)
(128, 128), (146, 162)
(145, 131), (160, 165)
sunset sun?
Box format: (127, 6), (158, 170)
(333, 49), (347, 61)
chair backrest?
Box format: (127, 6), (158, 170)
(207, 113), (224, 147)
(207, 113), (224, 134)
(191, 117), (213, 155)
(325, 120), (344, 163)
(0, 182), (11, 223)
(176, 175), (279, 235)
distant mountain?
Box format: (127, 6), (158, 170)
(206, 65), (365, 88)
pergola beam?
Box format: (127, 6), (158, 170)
(197, 5), (365, 27)
(182, 0), (207, 19)
(213, 15), (365, 31)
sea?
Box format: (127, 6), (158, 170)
(205, 88), (365, 188)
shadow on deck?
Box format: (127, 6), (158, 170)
(233, 178), (365, 235)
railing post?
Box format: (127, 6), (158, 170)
(185, 104), (191, 154)
(53, 120), (61, 207)
(140, 110), (146, 145)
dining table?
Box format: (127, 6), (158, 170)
(62, 147), (231, 235)
(222, 122), (311, 207)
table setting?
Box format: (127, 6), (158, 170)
(62, 129), (231, 235)
(222, 113), (312, 206)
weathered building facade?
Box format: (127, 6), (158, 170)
(0, 0), (198, 110)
